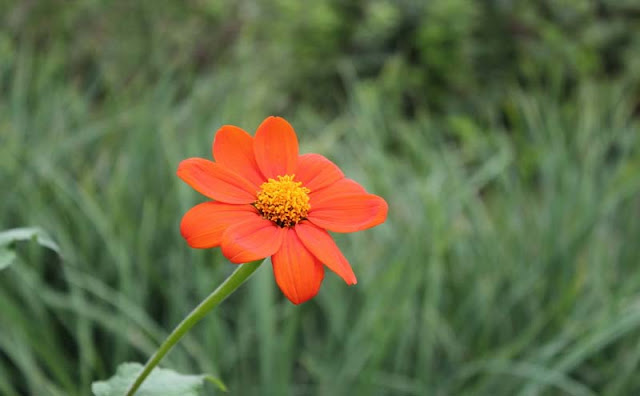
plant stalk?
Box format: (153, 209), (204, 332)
(125, 259), (264, 395)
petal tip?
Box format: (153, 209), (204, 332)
(288, 291), (318, 305)
(254, 116), (299, 178)
(176, 158), (196, 178)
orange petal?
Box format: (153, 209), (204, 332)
(180, 202), (260, 248)
(253, 116), (298, 179)
(295, 153), (344, 192)
(308, 191), (388, 233)
(221, 217), (285, 263)
(212, 125), (265, 188)
(295, 221), (356, 285)
(272, 228), (325, 304)
(309, 178), (366, 206)
(177, 158), (258, 204)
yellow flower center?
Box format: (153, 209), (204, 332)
(255, 175), (311, 227)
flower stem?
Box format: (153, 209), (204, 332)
(125, 259), (264, 396)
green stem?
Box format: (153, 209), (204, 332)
(125, 259), (264, 396)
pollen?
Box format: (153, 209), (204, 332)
(255, 175), (311, 227)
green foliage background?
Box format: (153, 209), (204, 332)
(2, 1), (640, 395)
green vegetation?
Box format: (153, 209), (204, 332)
(2, 1), (640, 395)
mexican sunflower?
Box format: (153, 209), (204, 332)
(177, 116), (388, 304)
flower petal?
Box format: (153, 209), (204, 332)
(309, 178), (366, 205)
(307, 179), (388, 232)
(180, 202), (260, 249)
(272, 228), (325, 304)
(212, 125), (265, 188)
(295, 221), (357, 285)
(295, 153), (344, 192)
(177, 158), (258, 204)
(254, 116), (299, 179)
(221, 217), (285, 263)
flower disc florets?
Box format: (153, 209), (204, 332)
(255, 175), (310, 227)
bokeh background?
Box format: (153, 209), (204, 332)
(2, 1), (640, 395)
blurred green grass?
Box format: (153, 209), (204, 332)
(2, 1), (640, 395)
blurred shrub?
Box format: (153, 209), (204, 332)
(2, 0), (639, 115)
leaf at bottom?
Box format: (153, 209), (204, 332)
(92, 362), (226, 396)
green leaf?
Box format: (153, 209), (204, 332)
(91, 362), (227, 396)
(0, 247), (17, 270)
(0, 227), (61, 271)
(0, 227), (61, 254)
(203, 375), (228, 393)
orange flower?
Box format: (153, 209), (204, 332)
(177, 117), (388, 304)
